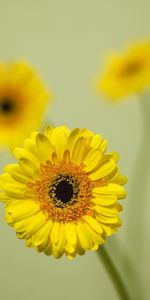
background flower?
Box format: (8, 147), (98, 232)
(95, 41), (150, 100)
(0, 60), (51, 149)
(0, 126), (126, 259)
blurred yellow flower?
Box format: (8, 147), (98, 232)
(0, 61), (51, 148)
(96, 41), (150, 100)
(0, 126), (126, 259)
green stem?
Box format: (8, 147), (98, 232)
(97, 246), (131, 300)
(106, 238), (143, 300)
(127, 92), (150, 258)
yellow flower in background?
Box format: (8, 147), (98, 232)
(96, 41), (150, 100)
(0, 61), (51, 149)
(0, 126), (126, 259)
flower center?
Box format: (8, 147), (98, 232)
(120, 61), (142, 77)
(48, 175), (79, 207)
(55, 180), (73, 203)
(29, 161), (93, 222)
(0, 98), (15, 115)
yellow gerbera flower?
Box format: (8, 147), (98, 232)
(0, 60), (51, 148)
(0, 126), (127, 259)
(96, 41), (150, 100)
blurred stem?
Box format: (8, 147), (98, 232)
(128, 91), (150, 258)
(106, 238), (143, 300)
(97, 246), (131, 300)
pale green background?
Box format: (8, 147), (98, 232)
(0, 0), (149, 299)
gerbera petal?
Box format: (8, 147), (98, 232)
(94, 205), (119, 217)
(50, 221), (61, 245)
(36, 133), (54, 162)
(56, 223), (65, 253)
(4, 183), (33, 199)
(83, 149), (102, 172)
(51, 126), (70, 159)
(92, 194), (117, 206)
(0, 173), (14, 186)
(84, 222), (104, 245)
(89, 159), (116, 180)
(25, 212), (47, 235)
(93, 183), (126, 199)
(76, 222), (92, 250)
(14, 147), (40, 168)
(65, 222), (77, 246)
(44, 125), (54, 140)
(67, 128), (80, 150)
(90, 134), (102, 149)
(4, 164), (30, 184)
(6, 200), (40, 221)
(83, 215), (103, 234)
(112, 174), (128, 185)
(0, 192), (10, 203)
(32, 219), (53, 246)
(72, 137), (86, 163)
(100, 140), (108, 153)
(19, 158), (40, 179)
(96, 214), (121, 225)
(63, 149), (71, 163)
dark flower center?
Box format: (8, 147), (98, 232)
(0, 98), (15, 114)
(48, 175), (79, 206)
(55, 180), (73, 203)
(121, 61), (142, 77)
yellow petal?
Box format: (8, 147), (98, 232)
(32, 220), (53, 246)
(19, 158), (40, 179)
(93, 184), (126, 199)
(72, 137), (86, 164)
(63, 149), (71, 163)
(50, 221), (61, 245)
(109, 152), (119, 162)
(76, 222), (92, 250)
(102, 224), (116, 236)
(90, 134), (102, 149)
(51, 126), (70, 159)
(56, 223), (65, 253)
(83, 149), (102, 172)
(89, 159), (116, 180)
(44, 125), (54, 140)
(15, 217), (33, 232)
(67, 128), (80, 151)
(100, 140), (108, 153)
(4, 164), (30, 184)
(25, 212), (47, 235)
(96, 214), (121, 225)
(0, 192), (9, 203)
(65, 222), (77, 246)
(83, 215), (103, 234)
(6, 200), (39, 221)
(4, 183), (33, 199)
(92, 194), (117, 206)
(65, 243), (75, 254)
(105, 166), (119, 181)
(14, 147), (40, 168)
(66, 252), (77, 259)
(0, 173), (13, 186)
(112, 174), (128, 185)
(36, 133), (54, 162)
(67, 128), (92, 154)
(44, 244), (52, 256)
(94, 205), (119, 217)
(84, 222), (104, 245)
(25, 238), (33, 247)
